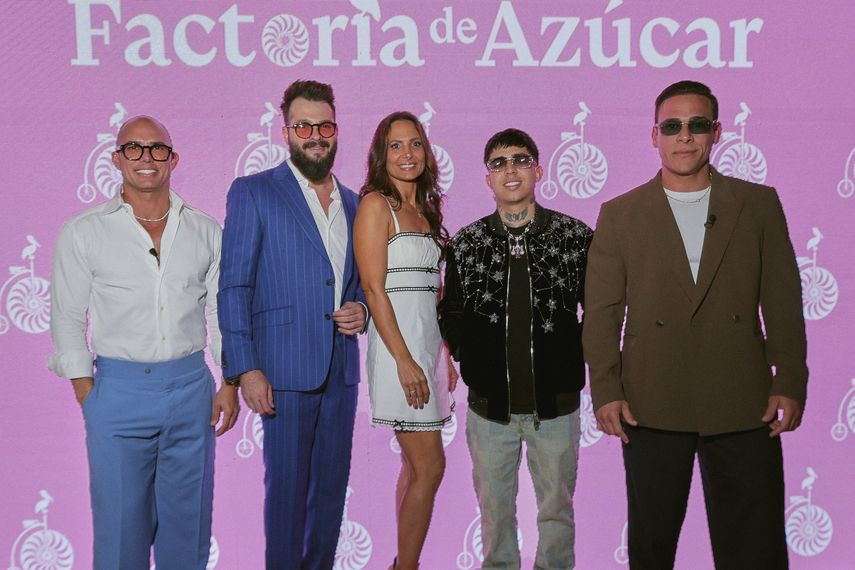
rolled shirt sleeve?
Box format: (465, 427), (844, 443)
(48, 220), (95, 379)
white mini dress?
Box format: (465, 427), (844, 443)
(366, 201), (452, 431)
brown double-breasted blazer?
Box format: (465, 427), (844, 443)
(583, 169), (808, 435)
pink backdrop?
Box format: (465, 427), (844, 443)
(2, 1), (853, 568)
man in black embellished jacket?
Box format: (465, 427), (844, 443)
(438, 128), (592, 569)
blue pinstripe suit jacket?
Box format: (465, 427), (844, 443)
(218, 162), (363, 391)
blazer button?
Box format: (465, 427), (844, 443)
(732, 314), (740, 323)
(655, 319), (665, 327)
(326, 279), (334, 286)
(324, 314), (331, 320)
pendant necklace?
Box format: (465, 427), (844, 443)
(506, 216), (534, 259)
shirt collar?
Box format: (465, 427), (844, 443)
(286, 159), (340, 199)
(102, 188), (186, 216)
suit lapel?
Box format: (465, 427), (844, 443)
(272, 162), (329, 259)
(643, 179), (695, 302)
(691, 169), (743, 316)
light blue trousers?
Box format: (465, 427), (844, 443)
(84, 352), (215, 570)
(466, 408), (581, 570)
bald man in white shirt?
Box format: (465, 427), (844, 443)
(49, 116), (238, 570)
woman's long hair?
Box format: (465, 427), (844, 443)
(360, 111), (448, 244)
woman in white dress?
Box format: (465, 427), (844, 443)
(354, 111), (454, 569)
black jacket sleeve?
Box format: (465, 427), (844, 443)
(438, 243), (464, 360)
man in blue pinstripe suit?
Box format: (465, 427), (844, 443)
(219, 80), (367, 569)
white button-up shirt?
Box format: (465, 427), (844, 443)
(48, 191), (222, 379)
(287, 160), (347, 310)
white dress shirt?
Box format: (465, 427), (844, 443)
(48, 191), (222, 379)
(287, 160), (348, 310)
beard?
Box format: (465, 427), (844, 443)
(289, 139), (338, 183)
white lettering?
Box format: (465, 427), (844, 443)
(540, 17), (581, 67)
(429, 7), (477, 45)
(729, 18), (763, 68)
(639, 17), (680, 68)
(66, 4), (764, 69)
(457, 18), (477, 44)
(430, 7), (455, 44)
(313, 15), (348, 66)
(69, 0), (120, 66)
(683, 18), (725, 68)
(351, 14), (377, 66)
(585, 17), (636, 67)
(379, 16), (425, 67)
(219, 5), (255, 67)
(476, 1), (538, 67)
(124, 14), (171, 67)
(174, 14), (216, 67)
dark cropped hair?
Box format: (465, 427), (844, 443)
(654, 80), (718, 122)
(360, 111), (448, 244)
(483, 128), (540, 165)
(280, 79), (336, 121)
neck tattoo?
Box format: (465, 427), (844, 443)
(503, 207), (529, 225)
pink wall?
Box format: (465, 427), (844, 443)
(2, 1), (853, 568)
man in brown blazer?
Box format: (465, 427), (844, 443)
(583, 80), (807, 569)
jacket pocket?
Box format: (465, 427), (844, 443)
(252, 306), (293, 328)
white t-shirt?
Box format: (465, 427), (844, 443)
(663, 186), (711, 283)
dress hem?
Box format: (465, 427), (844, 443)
(372, 413), (453, 432)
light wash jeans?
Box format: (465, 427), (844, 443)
(466, 408), (581, 570)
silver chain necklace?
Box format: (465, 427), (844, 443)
(505, 217), (534, 258)
(134, 204), (171, 223)
(665, 186), (711, 204)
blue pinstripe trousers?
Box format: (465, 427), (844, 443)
(84, 352), (215, 570)
(262, 333), (358, 569)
